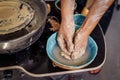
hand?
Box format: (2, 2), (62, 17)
(71, 29), (89, 60)
(57, 20), (75, 59)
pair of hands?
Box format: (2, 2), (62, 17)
(57, 19), (89, 60)
(57, 0), (114, 60)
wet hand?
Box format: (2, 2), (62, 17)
(57, 21), (75, 59)
(71, 29), (89, 60)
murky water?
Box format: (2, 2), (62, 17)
(53, 45), (90, 66)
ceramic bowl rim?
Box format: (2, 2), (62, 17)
(46, 32), (98, 69)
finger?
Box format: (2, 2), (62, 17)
(74, 38), (84, 52)
(74, 41), (82, 52)
(71, 52), (82, 60)
(60, 51), (71, 60)
(65, 37), (74, 53)
(71, 49), (85, 60)
(57, 35), (71, 55)
(74, 36), (81, 51)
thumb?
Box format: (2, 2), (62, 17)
(57, 35), (71, 55)
(66, 38), (74, 53)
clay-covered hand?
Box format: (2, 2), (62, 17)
(71, 29), (89, 60)
(57, 20), (75, 60)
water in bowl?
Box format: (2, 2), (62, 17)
(53, 45), (90, 66)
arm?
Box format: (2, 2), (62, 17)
(57, 0), (75, 59)
(61, 0), (75, 21)
(72, 0), (114, 59)
(78, 0), (114, 36)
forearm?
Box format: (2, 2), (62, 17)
(79, 0), (114, 35)
(61, 0), (75, 22)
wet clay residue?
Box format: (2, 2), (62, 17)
(0, 1), (35, 34)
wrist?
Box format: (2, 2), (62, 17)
(77, 27), (90, 37)
(62, 15), (74, 21)
(61, 20), (75, 29)
(62, 17), (74, 24)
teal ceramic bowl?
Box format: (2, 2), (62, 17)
(55, 0), (77, 11)
(74, 14), (86, 30)
(46, 14), (98, 70)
